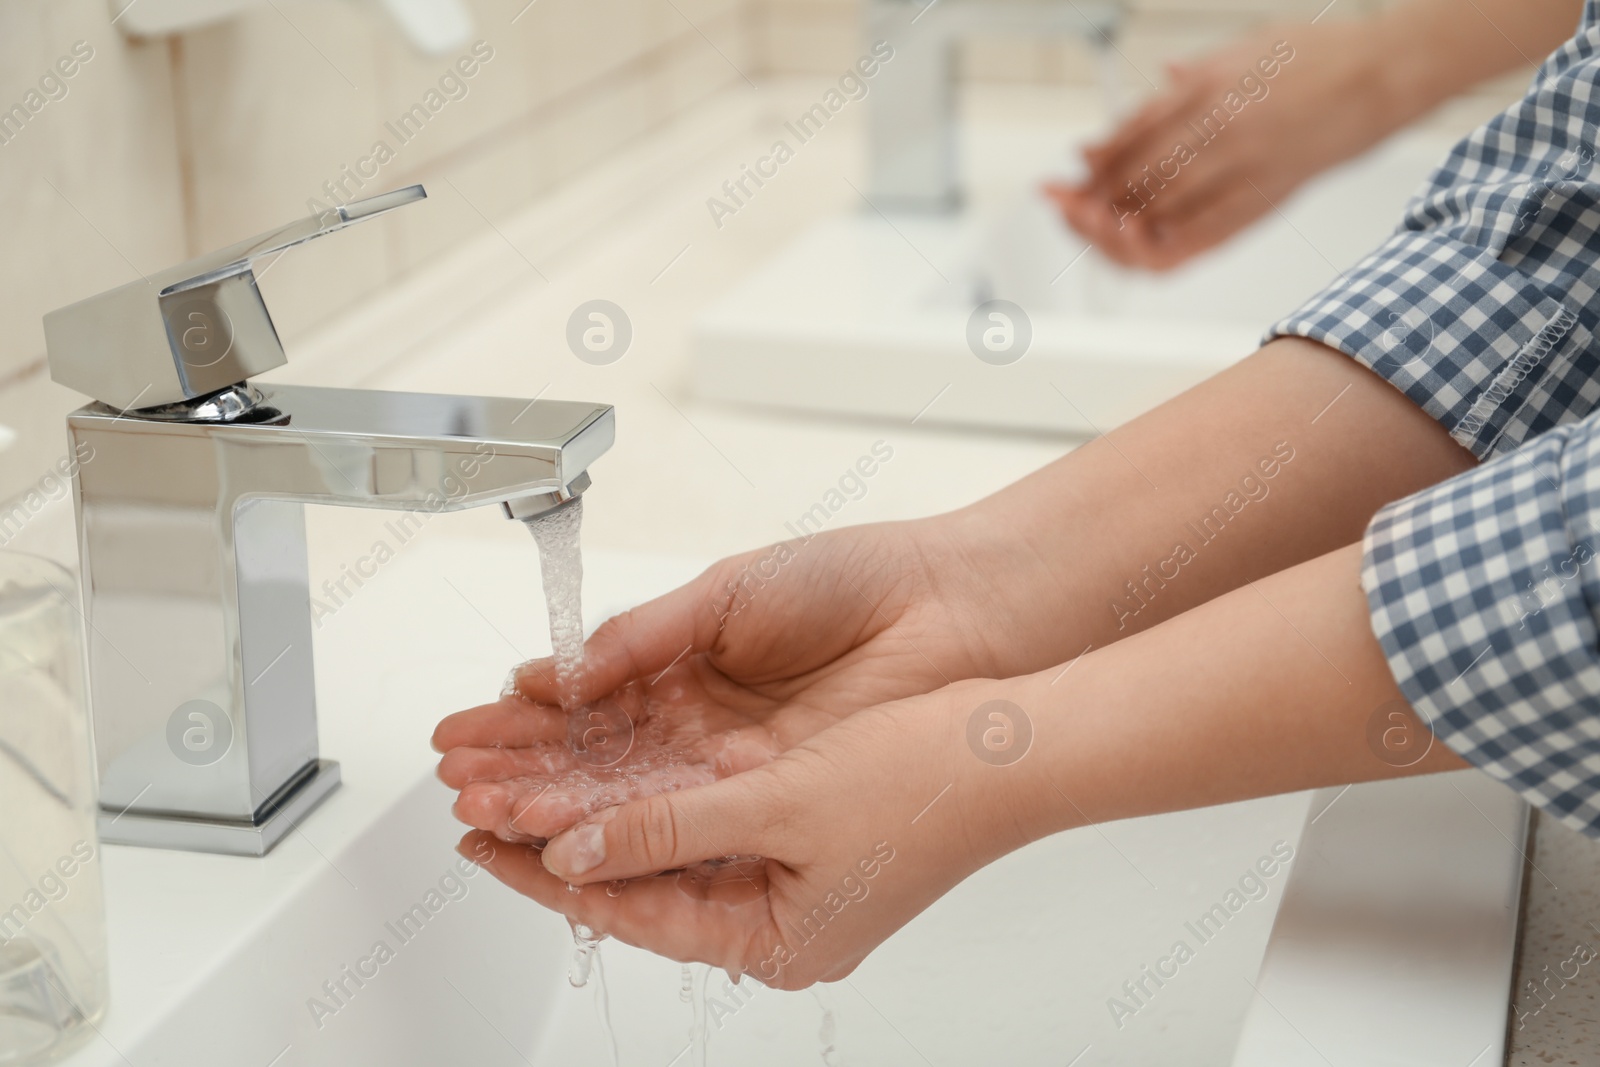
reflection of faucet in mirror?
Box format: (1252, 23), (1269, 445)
(866, 0), (1125, 212)
(44, 186), (614, 856)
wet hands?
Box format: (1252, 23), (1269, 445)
(435, 662), (784, 844)
(456, 679), (1049, 989)
(434, 520), (1053, 986)
(438, 520), (1008, 844)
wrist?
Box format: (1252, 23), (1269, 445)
(933, 672), (1090, 850)
(1009, 669), (1093, 840)
(933, 498), (1086, 669)
(908, 506), (1057, 674)
(1363, 3), (1477, 121)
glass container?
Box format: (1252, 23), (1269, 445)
(0, 551), (107, 1064)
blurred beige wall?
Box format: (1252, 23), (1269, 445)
(754, 0), (1391, 82)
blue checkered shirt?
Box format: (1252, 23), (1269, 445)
(1268, 4), (1600, 835)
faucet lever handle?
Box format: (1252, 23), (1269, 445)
(45, 185), (427, 414)
(170, 185), (426, 293)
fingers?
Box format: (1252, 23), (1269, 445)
(1080, 79), (1210, 190)
(459, 830), (765, 975)
(1083, 84), (1191, 167)
(432, 696), (564, 752)
(1131, 148), (1259, 233)
(1059, 155), (1278, 271)
(512, 561), (733, 705)
(1122, 178), (1276, 271)
(541, 772), (775, 884)
(451, 780), (559, 844)
(451, 758), (722, 840)
(437, 743), (572, 788)
(518, 763), (721, 840)
(1046, 183), (1139, 266)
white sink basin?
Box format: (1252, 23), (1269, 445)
(1237, 773), (1528, 1067)
(58, 533), (1525, 1066)
(691, 128), (1457, 434)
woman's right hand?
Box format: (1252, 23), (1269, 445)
(432, 513), (1022, 841)
(519, 514), (1006, 712)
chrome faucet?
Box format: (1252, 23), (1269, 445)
(44, 186), (614, 856)
(866, 0), (1125, 211)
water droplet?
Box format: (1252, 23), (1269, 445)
(813, 989), (845, 1065)
(606, 880), (626, 897)
(566, 921), (620, 1066)
(567, 921), (604, 988)
(686, 964), (712, 1067)
(591, 944), (620, 1067)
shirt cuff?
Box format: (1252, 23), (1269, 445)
(1362, 425), (1600, 836)
(1267, 229), (1594, 461)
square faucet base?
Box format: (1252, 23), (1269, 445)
(97, 760), (342, 856)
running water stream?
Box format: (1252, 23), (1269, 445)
(521, 497), (845, 1065)
(522, 499), (621, 1067)
(524, 497), (586, 706)
(688, 964), (712, 1067)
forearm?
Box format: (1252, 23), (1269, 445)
(1377, 0), (1583, 119)
(1010, 542), (1467, 840)
(939, 338), (1473, 676)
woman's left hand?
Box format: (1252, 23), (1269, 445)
(1046, 21), (1383, 270)
(455, 678), (1053, 989)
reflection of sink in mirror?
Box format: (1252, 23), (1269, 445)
(692, 125), (1456, 434)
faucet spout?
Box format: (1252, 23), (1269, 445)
(503, 471), (591, 523)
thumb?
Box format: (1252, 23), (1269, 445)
(1040, 179), (1082, 202)
(541, 774), (774, 884)
(513, 558), (735, 705)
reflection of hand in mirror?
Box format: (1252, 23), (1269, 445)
(1049, 0), (1584, 270)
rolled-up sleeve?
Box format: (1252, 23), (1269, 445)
(1268, 12), (1600, 460)
(1268, 9), (1600, 833)
(1364, 420), (1600, 836)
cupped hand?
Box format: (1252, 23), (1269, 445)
(434, 517), (1014, 844)
(435, 662), (782, 844)
(1047, 21), (1385, 270)
(455, 678), (1053, 989)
